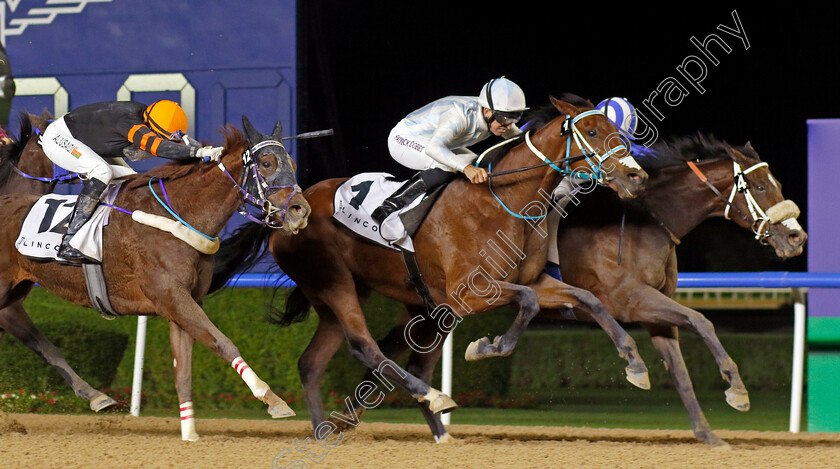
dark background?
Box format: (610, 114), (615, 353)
(296, 3), (832, 273)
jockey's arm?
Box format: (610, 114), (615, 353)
(122, 123), (198, 161)
(424, 109), (478, 173)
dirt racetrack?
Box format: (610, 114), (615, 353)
(2, 411), (840, 468)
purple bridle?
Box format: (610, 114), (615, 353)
(217, 139), (301, 228)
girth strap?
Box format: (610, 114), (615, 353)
(400, 248), (437, 316)
(82, 263), (119, 319)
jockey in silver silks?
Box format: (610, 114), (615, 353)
(371, 77), (529, 224)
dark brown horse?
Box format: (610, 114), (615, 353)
(0, 115), (311, 441)
(343, 133), (807, 447)
(212, 96), (652, 437)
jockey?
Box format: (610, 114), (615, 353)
(39, 100), (224, 264)
(371, 76), (528, 224)
(545, 96), (638, 281)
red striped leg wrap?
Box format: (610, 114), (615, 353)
(180, 401), (194, 421)
(232, 357), (250, 376)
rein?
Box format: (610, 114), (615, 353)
(487, 109), (637, 220)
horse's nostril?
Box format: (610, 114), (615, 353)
(789, 232), (803, 245)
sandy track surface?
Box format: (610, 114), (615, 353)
(2, 412), (839, 468)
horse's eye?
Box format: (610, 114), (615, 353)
(587, 130), (597, 137)
(262, 161), (272, 168)
(756, 184), (765, 192)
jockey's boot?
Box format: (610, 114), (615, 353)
(57, 178), (107, 264)
(371, 173), (428, 224)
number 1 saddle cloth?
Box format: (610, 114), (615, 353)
(332, 173), (429, 252)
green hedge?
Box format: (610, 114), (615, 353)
(0, 287), (793, 411)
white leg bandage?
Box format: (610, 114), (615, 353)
(233, 356), (269, 398)
(179, 401), (198, 441)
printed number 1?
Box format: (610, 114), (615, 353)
(349, 180), (373, 210)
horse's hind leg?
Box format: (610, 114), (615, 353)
(0, 301), (118, 411)
(170, 321), (198, 441)
(531, 275), (650, 390)
(647, 325), (729, 448)
(298, 305), (346, 431)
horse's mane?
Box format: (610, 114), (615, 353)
(125, 124), (247, 188)
(635, 132), (744, 170)
(0, 113), (36, 188)
(478, 93), (595, 170)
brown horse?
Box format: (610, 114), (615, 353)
(0, 115), (310, 441)
(211, 96), (651, 437)
(346, 133), (807, 447)
(0, 112), (58, 196)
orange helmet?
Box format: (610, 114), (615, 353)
(143, 100), (188, 139)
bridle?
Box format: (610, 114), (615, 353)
(487, 109), (641, 220)
(525, 110), (640, 184)
(686, 159), (802, 243)
(217, 139), (302, 229)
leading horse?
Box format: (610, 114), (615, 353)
(351, 133), (807, 447)
(211, 96), (651, 438)
(0, 114), (311, 441)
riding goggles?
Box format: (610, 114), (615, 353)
(493, 110), (523, 126)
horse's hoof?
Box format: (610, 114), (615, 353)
(695, 429), (729, 448)
(263, 390), (296, 419)
(435, 433), (458, 444)
(90, 394), (119, 412)
(625, 366), (651, 390)
(464, 337), (490, 361)
(725, 388), (750, 412)
(417, 389), (458, 414)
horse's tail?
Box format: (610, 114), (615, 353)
(266, 286), (312, 326)
(207, 221), (273, 294)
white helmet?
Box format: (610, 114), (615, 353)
(478, 77), (529, 123)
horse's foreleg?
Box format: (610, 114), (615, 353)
(404, 331), (452, 443)
(169, 321), (198, 441)
(647, 325), (729, 448)
(459, 282), (540, 361)
(322, 294), (457, 415)
(299, 306), (346, 431)
(635, 288), (748, 411)
(154, 291), (295, 420)
(532, 274), (650, 390)
(0, 301), (118, 411)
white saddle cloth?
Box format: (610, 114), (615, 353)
(332, 173), (425, 252)
(15, 184), (121, 262)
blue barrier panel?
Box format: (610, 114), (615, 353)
(225, 271), (840, 289)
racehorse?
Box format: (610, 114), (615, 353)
(0, 114), (311, 441)
(0, 112), (57, 196)
(211, 96), (652, 438)
(342, 133), (807, 447)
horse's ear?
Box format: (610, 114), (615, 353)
(270, 121), (284, 140)
(549, 95), (578, 116)
(744, 141), (755, 151)
(241, 115), (262, 144)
